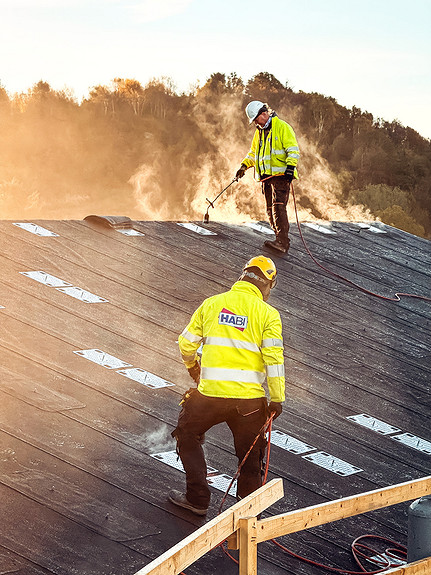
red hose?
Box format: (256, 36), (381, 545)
(290, 183), (431, 302)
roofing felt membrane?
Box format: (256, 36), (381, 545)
(0, 217), (430, 574)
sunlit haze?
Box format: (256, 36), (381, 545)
(1, 0), (430, 139)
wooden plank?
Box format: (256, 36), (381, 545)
(238, 517), (258, 575)
(133, 479), (283, 575)
(384, 556), (431, 575)
(249, 512), (409, 575)
(256, 476), (431, 543)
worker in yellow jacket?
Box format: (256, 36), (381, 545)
(169, 256), (285, 515)
(235, 101), (300, 254)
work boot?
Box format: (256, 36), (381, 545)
(264, 239), (288, 254)
(168, 490), (208, 516)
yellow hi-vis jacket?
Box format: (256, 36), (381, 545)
(178, 281), (285, 403)
(241, 115), (300, 182)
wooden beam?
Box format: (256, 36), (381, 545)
(133, 478), (283, 575)
(238, 517), (258, 575)
(383, 556), (431, 574)
(257, 475), (431, 543)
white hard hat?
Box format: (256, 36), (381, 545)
(245, 101), (267, 124)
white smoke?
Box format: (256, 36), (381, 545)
(129, 94), (374, 225)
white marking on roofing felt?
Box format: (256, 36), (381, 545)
(302, 222), (337, 235)
(116, 367), (174, 389)
(56, 286), (108, 303)
(353, 222), (387, 234)
(367, 226), (387, 234)
(347, 413), (431, 455)
(116, 229), (145, 236)
(151, 451), (188, 473)
(20, 270), (108, 303)
(177, 222), (217, 236)
(20, 271), (72, 288)
(391, 433), (431, 455)
(73, 349), (132, 369)
(270, 430), (315, 454)
(346, 413), (401, 435)
(207, 474), (237, 497)
(302, 451), (363, 476)
(151, 451), (218, 475)
(13, 222), (59, 237)
(73, 349), (173, 390)
(369, 553), (406, 568)
(151, 450), (236, 495)
(270, 429), (363, 476)
(245, 222), (274, 235)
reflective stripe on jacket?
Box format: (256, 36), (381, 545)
(241, 115), (300, 181)
(178, 281), (285, 402)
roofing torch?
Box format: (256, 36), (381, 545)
(203, 177), (238, 224)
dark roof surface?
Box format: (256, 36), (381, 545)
(0, 217), (430, 575)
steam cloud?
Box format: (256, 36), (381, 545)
(140, 423), (175, 453)
(0, 85), (372, 225)
(129, 94), (372, 225)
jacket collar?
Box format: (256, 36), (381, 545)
(231, 280), (263, 300)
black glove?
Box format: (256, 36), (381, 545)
(284, 165), (295, 182)
(187, 362), (200, 384)
(268, 401), (283, 419)
(235, 164), (247, 180)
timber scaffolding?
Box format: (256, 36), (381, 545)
(136, 476), (431, 575)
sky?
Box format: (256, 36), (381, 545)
(1, 0), (431, 139)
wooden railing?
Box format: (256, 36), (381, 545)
(134, 475), (431, 575)
(133, 479), (283, 575)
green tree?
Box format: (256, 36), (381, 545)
(113, 78), (145, 115)
(142, 77), (177, 118)
(245, 72), (289, 108)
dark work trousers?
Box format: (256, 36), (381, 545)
(263, 175), (291, 249)
(172, 390), (268, 508)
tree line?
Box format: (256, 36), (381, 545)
(0, 72), (430, 238)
